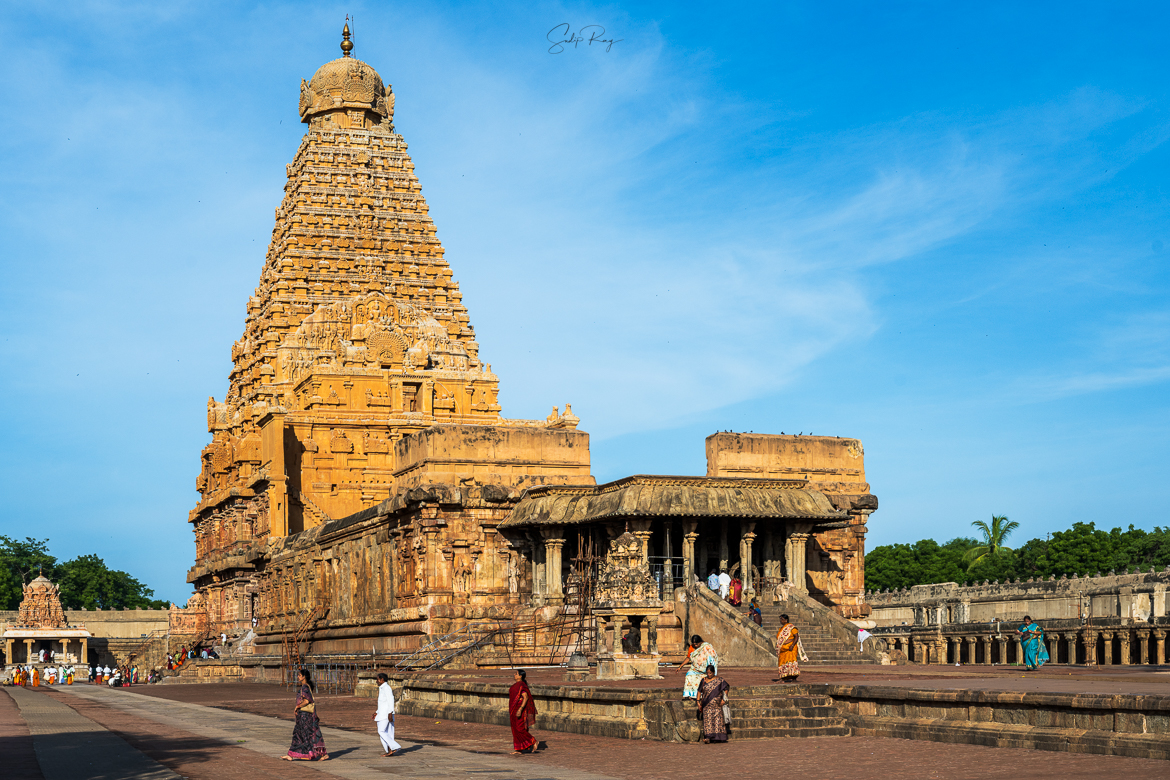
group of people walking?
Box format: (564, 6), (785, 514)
(8, 665), (75, 686)
(280, 666), (541, 761)
(706, 570), (746, 606)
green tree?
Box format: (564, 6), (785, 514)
(0, 537), (58, 610)
(55, 554), (168, 610)
(864, 537), (979, 590)
(963, 515), (1019, 571)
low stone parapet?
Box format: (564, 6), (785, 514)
(367, 672), (1170, 759)
(366, 672), (697, 741)
(829, 684), (1170, 760)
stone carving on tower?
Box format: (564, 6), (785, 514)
(16, 574), (69, 629)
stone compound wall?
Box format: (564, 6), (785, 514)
(867, 569), (1170, 627)
(0, 609), (169, 640)
(865, 570), (1170, 667)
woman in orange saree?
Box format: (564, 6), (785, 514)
(775, 614), (800, 682)
(509, 669), (538, 754)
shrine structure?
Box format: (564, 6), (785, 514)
(3, 574), (91, 666)
(182, 26), (878, 665)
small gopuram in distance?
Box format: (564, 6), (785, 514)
(181, 26), (879, 667)
(3, 573), (91, 666)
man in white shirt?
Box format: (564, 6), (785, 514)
(717, 570), (731, 600)
(373, 673), (401, 756)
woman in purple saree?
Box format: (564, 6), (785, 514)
(696, 665), (730, 743)
(283, 668), (329, 761)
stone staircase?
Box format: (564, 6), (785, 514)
(740, 596), (879, 666)
(729, 689), (851, 738)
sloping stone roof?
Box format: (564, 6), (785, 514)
(500, 475), (848, 529)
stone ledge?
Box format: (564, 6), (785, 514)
(851, 716), (1170, 760)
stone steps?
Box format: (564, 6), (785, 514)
(731, 724), (852, 739)
(744, 602), (877, 665)
(722, 692), (852, 739)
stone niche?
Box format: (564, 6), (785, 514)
(592, 531), (664, 680)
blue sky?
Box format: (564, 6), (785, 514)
(1, 2), (1167, 603)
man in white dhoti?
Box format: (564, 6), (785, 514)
(717, 570), (731, 600)
(373, 672), (401, 756)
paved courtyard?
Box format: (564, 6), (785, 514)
(2, 666), (1169, 780)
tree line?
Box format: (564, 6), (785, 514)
(865, 521), (1170, 592)
(0, 536), (168, 611)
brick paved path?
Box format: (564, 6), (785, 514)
(0, 688), (42, 780)
(52, 683), (617, 780)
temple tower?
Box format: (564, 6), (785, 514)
(187, 28), (587, 633)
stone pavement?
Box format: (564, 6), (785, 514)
(49, 683), (618, 780)
(7, 684), (180, 780)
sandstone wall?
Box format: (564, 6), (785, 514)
(0, 608), (169, 639)
(867, 569), (1170, 627)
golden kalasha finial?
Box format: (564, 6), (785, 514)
(341, 22), (353, 57)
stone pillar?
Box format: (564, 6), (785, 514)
(611, 619), (622, 655)
(60, 639), (70, 664)
(1137, 629), (1151, 665)
(682, 522), (699, 588)
(980, 636), (991, 665)
(1119, 630), (1132, 665)
(542, 531), (566, 605)
(25, 639), (34, 664)
(661, 520), (675, 599)
(4, 639), (12, 665)
(741, 523), (757, 598)
(1082, 630), (1097, 666)
(647, 615), (659, 655)
(1045, 633), (1058, 664)
(1015, 636), (1024, 666)
(1154, 630), (1166, 665)
(80, 637), (88, 665)
(718, 518), (729, 571)
(966, 636), (978, 664)
(1101, 632), (1114, 665)
(1063, 633), (1079, 665)
(529, 534), (545, 605)
(597, 616), (612, 654)
(787, 533), (811, 592)
(629, 521), (653, 565)
(996, 636), (1007, 665)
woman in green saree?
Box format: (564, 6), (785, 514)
(1017, 615), (1048, 670)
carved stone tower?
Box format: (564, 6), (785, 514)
(186, 28), (589, 635)
(194, 28), (512, 536)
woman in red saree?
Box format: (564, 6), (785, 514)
(508, 669), (537, 754)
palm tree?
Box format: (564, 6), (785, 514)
(963, 515), (1019, 570)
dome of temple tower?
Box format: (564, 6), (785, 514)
(299, 23), (392, 124)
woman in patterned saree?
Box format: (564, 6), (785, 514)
(775, 614), (800, 682)
(282, 669), (329, 761)
(1017, 616), (1048, 671)
(680, 635), (719, 700)
(696, 665), (730, 743)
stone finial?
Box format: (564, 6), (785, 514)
(341, 22), (353, 57)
